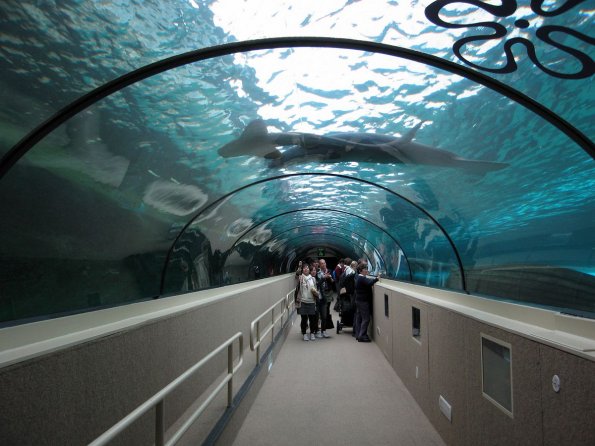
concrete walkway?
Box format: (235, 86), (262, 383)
(232, 309), (446, 446)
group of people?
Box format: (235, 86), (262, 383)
(294, 257), (380, 343)
(294, 258), (336, 340)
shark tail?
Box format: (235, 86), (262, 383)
(218, 119), (281, 158)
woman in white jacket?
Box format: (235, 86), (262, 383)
(296, 264), (319, 341)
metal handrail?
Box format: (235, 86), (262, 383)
(250, 292), (294, 363)
(89, 332), (244, 446)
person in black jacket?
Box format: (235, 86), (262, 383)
(353, 262), (380, 342)
(315, 259), (334, 338)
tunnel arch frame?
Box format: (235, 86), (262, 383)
(2, 36), (593, 181)
(253, 231), (384, 273)
(161, 174), (454, 293)
(242, 222), (386, 263)
(225, 212), (408, 277)
(1, 36), (592, 310)
(227, 209), (406, 258)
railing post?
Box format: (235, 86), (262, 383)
(256, 320), (260, 363)
(155, 400), (164, 446)
(271, 307), (275, 343)
(285, 295), (289, 325)
(227, 343), (233, 407)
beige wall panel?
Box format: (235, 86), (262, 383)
(427, 306), (468, 446)
(373, 287), (393, 364)
(539, 345), (595, 446)
(0, 302), (234, 445)
(0, 278), (294, 446)
(391, 292), (430, 409)
(463, 320), (542, 446)
(365, 282), (595, 446)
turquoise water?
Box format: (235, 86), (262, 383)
(0, 1), (593, 324)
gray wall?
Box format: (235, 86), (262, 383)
(2, 277), (593, 446)
(373, 285), (595, 446)
(0, 276), (295, 446)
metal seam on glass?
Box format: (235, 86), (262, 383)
(159, 169), (456, 292)
(229, 213), (399, 252)
(259, 233), (368, 258)
(255, 232), (371, 263)
(161, 173), (461, 283)
(2, 37), (593, 181)
(162, 207), (415, 293)
(164, 187), (457, 289)
(249, 223), (379, 255)
(230, 222), (391, 272)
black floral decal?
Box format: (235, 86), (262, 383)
(425, 0), (594, 79)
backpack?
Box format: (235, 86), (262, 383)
(340, 272), (355, 296)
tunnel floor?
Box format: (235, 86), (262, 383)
(230, 307), (445, 446)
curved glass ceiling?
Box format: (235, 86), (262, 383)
(0, 1), (593, 324)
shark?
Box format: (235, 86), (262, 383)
(217, 119), (508, 174)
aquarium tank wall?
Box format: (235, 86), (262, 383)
(0, 0), (593, 325)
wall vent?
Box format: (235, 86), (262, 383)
(439, 395), (452, 422)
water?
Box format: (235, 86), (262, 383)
(0, 0), (593, 323)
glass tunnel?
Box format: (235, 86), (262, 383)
(0, 1), (593, 325)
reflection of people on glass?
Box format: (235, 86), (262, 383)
(179, 258), (198, 292)
(253, 265), (261, 279)
(354, 263), (380, 343)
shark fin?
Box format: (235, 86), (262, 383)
(400, 121), (424, 144)
(242, 119), (269, 140)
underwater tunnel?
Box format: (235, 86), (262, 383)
(0, 35), (593, 324)
(0, 2), (593, 445)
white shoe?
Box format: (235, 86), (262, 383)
(322, 331), (330, 338)
(315, 332), (323, 338)
(310, 333), (316, 341)
(303, 333), (309, 341)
